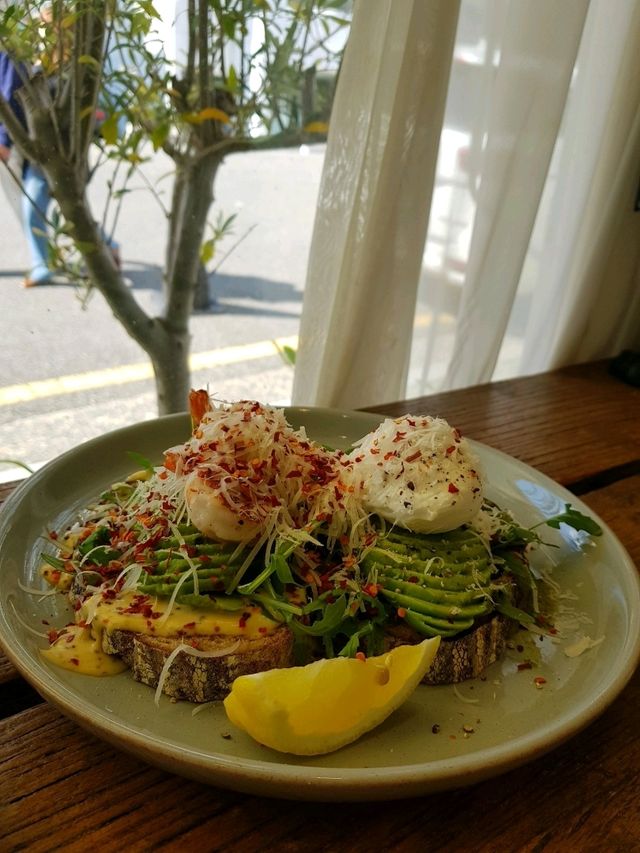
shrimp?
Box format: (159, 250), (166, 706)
(185, 472), (262, 543)
(189, 389), (212, 428)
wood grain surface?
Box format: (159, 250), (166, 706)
(1, 360), (639, 851)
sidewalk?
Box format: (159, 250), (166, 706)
(0, 145), (325, 475)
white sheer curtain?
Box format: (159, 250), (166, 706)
(292, 0), (461, 408)
(293, 0), (640, 408)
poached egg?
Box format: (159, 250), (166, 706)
(350, 415), (483, 533)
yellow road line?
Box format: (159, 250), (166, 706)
(0, 335), (298, 407)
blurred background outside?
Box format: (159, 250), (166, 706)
(0, 0), (524, 480)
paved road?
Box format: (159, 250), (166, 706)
(0, 145), (325, 474)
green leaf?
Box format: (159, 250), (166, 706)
(222, 16), (236, 40)
(41, 553), (65, 570)
(183, 107), (230, 125)
(273, 553), (295, 584)
(137, 0), (162, 19)
(282, 344), (296, 366)
(200, 238), (215, 265)
(494, 599), (536, 626)
(2, 5), (16, 24)
(539, 504), (603, 537)
(100, 113), (120, 145)
(84, 545), (122, 566)
(150, 123), (169, 151)
(295, 595), (348, 636)
(78, 54), (101, 69)
(126, 450), (155, 473)
(274, 340), (296, 368)
(78, 527), (111, 556)
(227, 64), (239, 94)
(0, 457), (34, 473)
(337, 622), (374, 657)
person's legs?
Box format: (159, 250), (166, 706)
(21, 162), (52, 285)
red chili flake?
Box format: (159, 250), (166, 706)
(286, 470), (302, 479)
(453, 428), (462, 441)
(448, 483), (459, 494)
(258, 626), (268, 635)
(238, 612), (251, 629)
(405, 451), (421, 463)
(534, 676), (547, 687)
(397, 607), (407, 618)
(70, 658), (80, 666)
(392, 431), (407, 443)
(517, 661), (533, 671)
(446, 445), (456, 455)
(48, 629), (60, 644)
(183, 622), (196, 630)
(355, 652), (366, 662)
(49, 530), (58, 540)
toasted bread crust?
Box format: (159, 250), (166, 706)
(385, 613), (514, 684)
(102, 627), (294, 702)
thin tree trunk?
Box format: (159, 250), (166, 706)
(46, 160), (192, 414)
(149, 326), (192, 413)
(165, 156), (220, 320)
(193, 262), (211, 311)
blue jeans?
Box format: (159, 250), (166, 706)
(22, 161), (51, 283)
(20, 162), (119, 282)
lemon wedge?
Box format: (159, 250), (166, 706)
(223, 637), (440, 755)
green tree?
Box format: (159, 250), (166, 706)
(0, 0), (349, 412)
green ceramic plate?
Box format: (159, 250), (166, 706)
(1, 409), (639, 801)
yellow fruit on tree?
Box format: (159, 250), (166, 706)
(223, 637), (440, 755)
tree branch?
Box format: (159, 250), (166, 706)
(78, 4), (107, 161)
(0, 94), (38, 161)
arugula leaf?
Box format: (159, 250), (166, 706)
(78, 526), (111, 555)
(337, 622), (374, 657)
(83, 545), (122, 566)
(494, 599), (536, 625)
(126, 451), (155, 473)
(536, 504), (603, 537)
(295, 595), (348, 637)
(41, 552), (66, 570)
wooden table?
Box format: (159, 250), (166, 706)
(2, 359), (639, 851)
